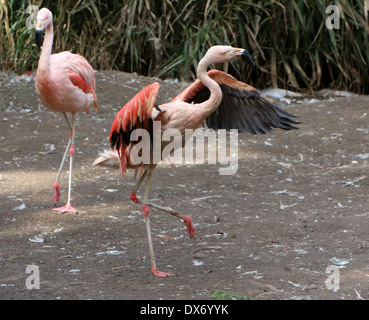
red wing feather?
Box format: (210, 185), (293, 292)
(170, 70), (258, 103)
(69, 72), (99, 113)
(109, 82), (160, 174)
(69, 72), (90, 93)
(170, 78), (203, 103)
(110, 82), (159, 134)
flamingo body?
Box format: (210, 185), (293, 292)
(94, 45), (299, 277)
(36, 52), (98, 114)
(35, 8), (98, 213)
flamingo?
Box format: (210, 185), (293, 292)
(35, 8), (99, 213)
(93, 45), (299, 277)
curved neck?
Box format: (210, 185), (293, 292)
(38, 23), (54, 74)
(196, 56), (222, 118)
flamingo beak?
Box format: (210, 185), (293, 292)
(35, 29), (43, 48)
(241, 50), (255, 67)
(233, 48), (255, 67)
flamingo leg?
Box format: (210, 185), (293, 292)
(53, 113), (72, 205)
(132, 197), (194, 238)
(129, 168), (194, 238)
(129, 169), (147, 203)
(145, 201), (194, 238)
(54, 114), (77, 213)
(141, 168), (174, 277)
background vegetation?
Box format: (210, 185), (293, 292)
(1, 0), (368, 93)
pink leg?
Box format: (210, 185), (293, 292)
(130, 170), (148, 204)
(53, 120), (72, 205)
(144, 205), (175, 278)
(143, 203), (150, 217)
(53, 181), (60, 205)
(132, 195), (195, 238)
(130, 168), (194, 238)
(141, 169), (175, 277)
(54, 115), (77, 214)
(183, 216), (195, 238)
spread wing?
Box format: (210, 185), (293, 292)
(172, 70), (300, 134)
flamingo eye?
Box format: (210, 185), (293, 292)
(220, 48), (232, 56)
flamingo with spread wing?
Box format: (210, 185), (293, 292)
(94, 45), (299, 277)
(35, 8), (99, 213)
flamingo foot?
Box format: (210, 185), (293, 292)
(53, 202), (77, 214)
(130, 192), (140, 203)
(151, 266), (175, 277)
(53, 181), (60, 204)
(183, 216), (195, 238)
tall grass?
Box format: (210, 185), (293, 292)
(1, 0), (368, 93)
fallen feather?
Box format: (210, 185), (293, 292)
(158, 234), (175, 242)
(356, 129), (369, 134)
(96, 250), (125, 256)
(288, 280), (302, 288)
(192, 246), (222, 255)
(38, 144), (55, 154)
(354, 289), (364, 300)
(356, 153), (369, 160)
(277, 162), (293, 168)
(330, 257), (351, 267)
(29, 235), (45, 243)
(280, 202), (298, 210)
(295, 249), (308, 254)
(242, 271), (258, 275)
(191, 195), (221, 202)
(12, 203), (26, 211)
(69, 269), (81, 273)
(193, 260), (204, 266)
(343, 175), (366, 188)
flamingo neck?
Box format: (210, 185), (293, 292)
(38, 23), (54, 74)
(196, 57), (222, 118)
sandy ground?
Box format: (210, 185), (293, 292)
(1, 70), (369, 300)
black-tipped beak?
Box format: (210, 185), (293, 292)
(242, 50), (255, 67)
(35, 30), (43, 48)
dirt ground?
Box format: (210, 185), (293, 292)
(1, 70), (369, 300)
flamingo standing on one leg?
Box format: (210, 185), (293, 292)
(93, 45), (299, 277)
(35, 8), (99, 213)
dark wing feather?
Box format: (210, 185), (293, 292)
(189, 82), (300, 134)
(109, 82), (160, 174)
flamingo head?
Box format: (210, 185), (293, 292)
(205, 45), (255, 67)
(35, 8), (53, 48)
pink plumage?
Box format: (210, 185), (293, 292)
(94, 46), (299, 277)
(35, 8), (99, 213)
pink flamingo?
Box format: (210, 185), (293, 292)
(94, 45), (299, 277)
(35, 8), (99, 213)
